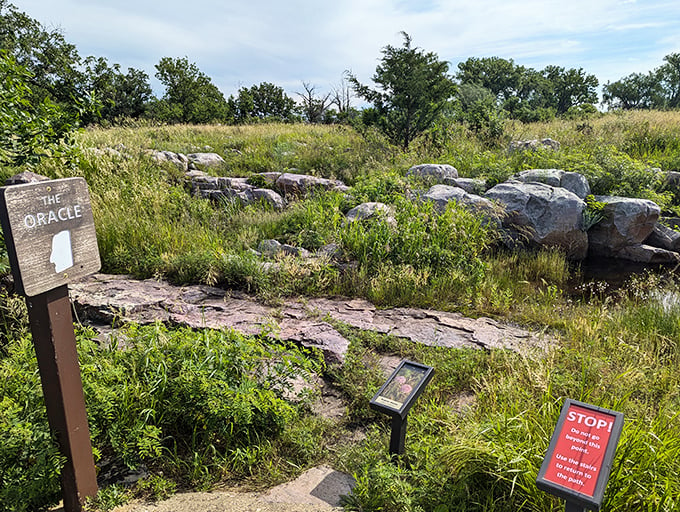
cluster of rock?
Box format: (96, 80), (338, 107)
(149, 149), (350, 211)
(407, 163), (680, 263)
(147, 148), (680, 265)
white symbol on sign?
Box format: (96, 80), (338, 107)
(50, 230), (74, 273)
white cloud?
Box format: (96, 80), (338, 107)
(9, 0), (680, 98)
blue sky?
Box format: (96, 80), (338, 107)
(9, 0), (680, 101)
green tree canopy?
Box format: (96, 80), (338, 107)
(456, 57), (599, 121)
(152, 57), (228, 124)
(78, 56), (152, 125)
(229, 82), (297, 123)
(603, 53), (680, 111)
(0, 0), (81, 108)
(0, 51), (74, 166)
(347, 32), (456, 149)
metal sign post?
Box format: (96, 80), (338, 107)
(0, 177), (101, 511)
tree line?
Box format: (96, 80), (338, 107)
(2, 0), (680, 161)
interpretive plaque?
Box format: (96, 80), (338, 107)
(537, 399), (624, 511)
(370, 360), (434, 419)
(0, 177), (100, 296)
(370, 359), (434, 457)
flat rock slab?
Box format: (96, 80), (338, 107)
(70, 274), (547, 363)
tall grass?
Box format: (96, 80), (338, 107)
(2, 113), (680, 510)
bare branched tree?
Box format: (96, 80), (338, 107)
(297, 82), (331, 123)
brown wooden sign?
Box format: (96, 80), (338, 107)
(0, 177), (100, 296)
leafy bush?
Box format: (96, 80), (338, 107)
(0, 50), (76, 166)
(0, 323), (322, 509)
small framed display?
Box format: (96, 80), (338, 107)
(370, 359), (434, 420)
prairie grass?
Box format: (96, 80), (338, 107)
(2, 112), (680, 510)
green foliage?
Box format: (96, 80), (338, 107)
(456, 56), (598, 121)
(0, 323), (322, 509)
(0, 0), (81, 108)
(348, 32), (456, 150)
(152, 57), (228, 124)
(78, 56), (152, 125)
(582, 194), (607, 231)
(604, 52), (680, 111)
(229, 82), (298, 123)
(0, 336), (65, 511)
(0, 50), (77, 165)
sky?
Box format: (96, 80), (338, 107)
(9, 0), (680, 101)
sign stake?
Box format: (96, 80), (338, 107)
(0, 177), (102, 511)
(27, 285), (98, 511)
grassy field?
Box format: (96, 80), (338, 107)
(1, 111), (680, 511)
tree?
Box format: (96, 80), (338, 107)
(602, 72), (662, 110)
(78, 56), (152, 125)
(658, 53), (680, 109)
(0, 51), (74, 166)
(456, 57), (598, 120)
(152, 57), (228, 124)
(227, 82), (297, 123)
(541, 65), (598, 115)
(0, 0), (81, 108)
(347, 32), (456, 149)
(603, 53), (680, 111)
(296, 82), (331, 123)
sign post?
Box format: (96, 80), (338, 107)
(369, 359), (434, 457)
(536, 399), (624, 511)
(0, 177), (101, 511)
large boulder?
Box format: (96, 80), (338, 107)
(345, 202), (395, 224)
(485, 182), (588, 260)
(587, 196), (660, 258)
(422, 185), (500, 227)
(406, 163), (458, 185)
(645, 223), (680, 253)
(147, 150), (189, 171)
(508, 138), (560, 152)
(616, 244), (680, 264)
(275, 172), (348, 196)
(187, 152), (226, 169)
(514, 169), (591, 199)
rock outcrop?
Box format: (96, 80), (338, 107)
(69, 274), (549, 365)
(485, 181), (589, 260)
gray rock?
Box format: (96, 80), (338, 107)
(509, 138), (561, 152)
(645, 223), (680, 252)
(147, 150), (189, 171)
(588, 196), (661, 258)
(258, 240), (310, 258)
(5, 171), (50, 185)
(422, 185), (501, 227)
(317, 243), (343, 260)
(345, 202), (395, 224)
(258, 239), (284, 257)
(69, 275), (548, 366)
(515, 169), (591, 199)
(485, 181), (588, 260)
(615, 244), (680, 264)
(219, 177), (251, 191)
(248, 188), (285, 210)
(187, 152), (226, 169)
(257, 172), (282, 186)
(275, 172), (347, 196)
(452, 177), (487, 194)
(406, 163), (459, 185)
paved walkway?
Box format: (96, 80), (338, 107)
(112, 466), (354, 512)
